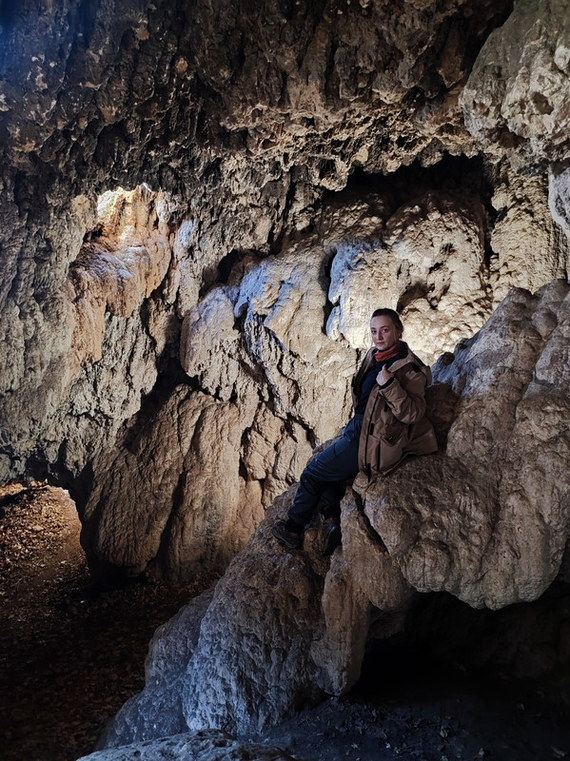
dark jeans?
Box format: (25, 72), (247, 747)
(287, 414), (363, 528)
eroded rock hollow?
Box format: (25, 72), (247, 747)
(1, 0), (570, 753)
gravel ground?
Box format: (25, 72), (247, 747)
(0, 483), (215, 761)
(257, 665), (570, 761)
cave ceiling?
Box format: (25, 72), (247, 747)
(1, 1), (513, 199)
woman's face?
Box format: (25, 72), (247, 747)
(370, 315), (399, 351)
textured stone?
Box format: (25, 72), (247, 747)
(326, 190), (491, 363)
(1, 2), (570, 754)
(490, 169), (569, 304)
(461, 0), (570, 168)
(232, 242), (356, 441)
(101, 279), (570, 746)
(549, 163), (570, 246)
(80, 384), (263, 580)
(104, 491), (329, 740)
(79, 729), (293, 761)
(66, 187), (173, 367)
(0, 186), (175, 484)
(4, 172), (570, 581)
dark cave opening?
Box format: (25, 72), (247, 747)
(217, 247), (251, 284)
(258, 583), (570, 761)
(0, 479), (217, 761)
(354, 580), (570, 707)
(337, 152), (494, 210)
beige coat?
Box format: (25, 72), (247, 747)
(353, 345), (438, 478)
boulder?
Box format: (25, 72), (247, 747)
(100, 279), (570, 745)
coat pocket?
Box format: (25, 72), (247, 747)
(378, 433), (406, 473)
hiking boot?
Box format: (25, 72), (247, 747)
(272, 519), (303, 551)
(322, 517), (341, 556)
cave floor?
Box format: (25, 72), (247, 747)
(0, 483), (216, 761)
(258, 667), (570, 761)
(1, 484), (569, 761)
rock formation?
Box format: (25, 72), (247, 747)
(79, 729), (294, 761)
(1, 0), (570, 758)
(0, 1), (569, 583)
(461, 0), (570, 169)
(98, 278), (570, 748)
(2, 0), (555, 582)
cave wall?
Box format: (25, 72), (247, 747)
(1, 0), (570, 580)
(98, 276), (570, 745)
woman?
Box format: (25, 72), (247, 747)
(272, 308), (437, 554)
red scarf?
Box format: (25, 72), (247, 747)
(374, 341), (401, 364)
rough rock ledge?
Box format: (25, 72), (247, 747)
(90, 279), (570, 755)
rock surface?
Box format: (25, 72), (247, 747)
(75, 175), (567, 580)
(1, 0), (570, 582)
(490, 167), (570, 304)
(101, 279), (570, 746)
(80, 729), (293, 761)
(325, 190), (491, 362)
(461, 0), (570, 169)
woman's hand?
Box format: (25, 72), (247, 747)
(376, 367), (393, 387)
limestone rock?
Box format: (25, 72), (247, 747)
(242, 405), (315, 509)
(490, 169), (569, 304)
(66, 187), (173, 368)
(311, 493), (413, 696)
(101, 279), (570, 746)
(79, 385), (262, 581)
(81, 241), (355, 579)
(461, 0), (570, 168)
(232, 242), (356, 442)
(548, 163), (570, 252)
(79, 729), (294, 761)
(326, 191), (490, 363)
(105, 493), (342, 742)
(0, 186), (175, 486)
(180, 287), (251, 403)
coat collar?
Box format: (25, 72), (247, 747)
(364, 342), (432, 383)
